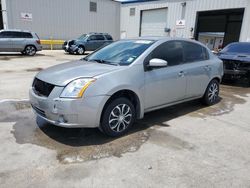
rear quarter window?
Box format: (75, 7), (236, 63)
(22, 32), (33, 38)
(105, 35), (113, 40)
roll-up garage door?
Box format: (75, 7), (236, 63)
(140, 8), (167, 37)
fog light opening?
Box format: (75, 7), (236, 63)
(58, 115), (68, 123)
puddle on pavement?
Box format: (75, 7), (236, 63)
(188, 84), (249, 118)
(0, 84), (249, 164)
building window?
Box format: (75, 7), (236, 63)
(90, 2), (97, 12)
(130, 8), (135, 16)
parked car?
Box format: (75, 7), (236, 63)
(0, 29), (42, 56)
(218, 42), (250, 84)
(30, 37), (223, 137)
(62, 33), (113, 55)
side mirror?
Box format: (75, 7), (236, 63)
(148, 58), (168, 67)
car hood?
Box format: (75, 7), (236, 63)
(36, 60), (121, 86)
(219, 53), (250, 62)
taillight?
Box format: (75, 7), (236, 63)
(36, 40), (41, 44)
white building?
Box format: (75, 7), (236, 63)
(120, 0), (250, 48)
(0, 0), (120, 40)
(1, 0), (250, 48)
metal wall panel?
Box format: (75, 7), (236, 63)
(6, 0), (120, 40)
(121, 0), (250, 42)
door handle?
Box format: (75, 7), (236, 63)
(204, 65), (211, 71)
(178, 71), (185, 77)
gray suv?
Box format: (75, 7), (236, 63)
(30, 37), (223, 137)
(0, 29), (42, 56)
(63, 33), (113, 55)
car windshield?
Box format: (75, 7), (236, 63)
(78, 34), (87, 40)
(83, 40), (154, 66)
(221, 43), (250, 54)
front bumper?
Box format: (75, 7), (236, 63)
(29, 87), (109, 128)
(63, 45), (77, 53)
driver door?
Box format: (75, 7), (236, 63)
(144, 41), (187, 110)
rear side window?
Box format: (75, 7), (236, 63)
(183, 41), (208, 62)
(96, 35), (105, 40)
(149, 41), (184, 66)
(105, 35), (113, 40)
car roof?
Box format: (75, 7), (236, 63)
(0, 29), (32, 33)
(124, 36), (201, 43)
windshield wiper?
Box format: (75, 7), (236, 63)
(89, 59), (119, 66)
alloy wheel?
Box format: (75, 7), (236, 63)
(108, 104), (132, 133)
(25, 46), (36, 56)
(208, 82), (219, 103)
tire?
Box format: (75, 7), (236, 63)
(76, 46), (85, 55)
(202, 79), (220, 106)
(100, 97), (136, 137)
(25, 45), (36, 56)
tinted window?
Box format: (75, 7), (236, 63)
(88, 35), (97, 41)
(84, 40), (154, 66)
(11, 32), (33, 38)
(22, 32), (33, 38)
(0, 31), (12, 38)
(96, 35), (105, 40)
(149, 41), (184, 66)
(183, 42), (207, 62)
(105, 35), (113, 40)
(221, 43), (250, 54)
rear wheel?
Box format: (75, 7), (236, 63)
(100, 98), (135, 137)
(202, 79), (220, 105)
(25, 45), (36, 56)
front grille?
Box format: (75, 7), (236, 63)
(31, 104), (46, 118)
(32, 78), (55, 97)
(223, 60), (250, 71)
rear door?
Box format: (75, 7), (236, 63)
(0, 31), (13, 51)
(86, 35), (97, 51)
(95, 35), (106, 49)
(144, 41), (187, 110)
(11, 32), (30, 51)
(182, 41), (211, 98)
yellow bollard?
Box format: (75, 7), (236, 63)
(50, 36), (53, 50)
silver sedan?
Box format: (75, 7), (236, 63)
(29, 37), (223, 137)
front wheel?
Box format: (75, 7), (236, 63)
(202, 79), (220, 106)
(76, 46), (85, 55)
(25, 45), (36, 56)
(100, 98), (136, 137)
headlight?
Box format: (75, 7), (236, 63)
(60, 78), (95, 98)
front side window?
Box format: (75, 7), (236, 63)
(148, 41), (184, 66)
(0, 31), (12, 38)
(88, 35), (97, 41)
(84, 40), (154, 66)
(183, 41), (207, 62)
